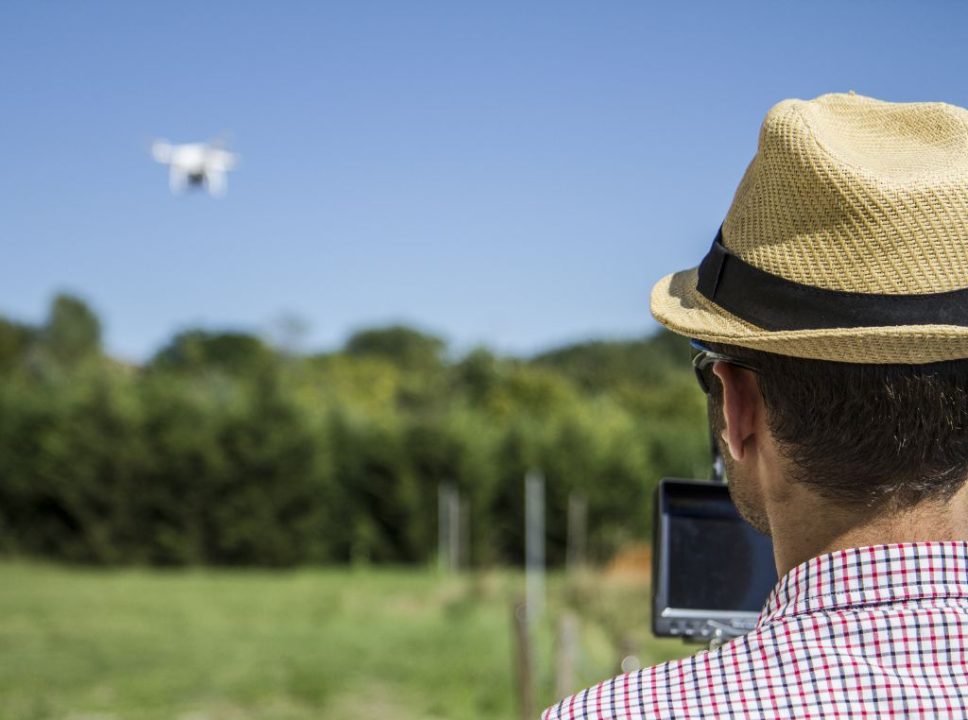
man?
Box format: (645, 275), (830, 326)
(543, 92), (968, 718)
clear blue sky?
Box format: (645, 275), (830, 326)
(3, 2), (967, 361)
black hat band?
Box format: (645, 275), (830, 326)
(696, 228), (968, 330)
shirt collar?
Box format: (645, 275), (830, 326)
(756, 541), (968, 628)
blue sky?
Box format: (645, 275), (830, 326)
(3, 2), (967, 360)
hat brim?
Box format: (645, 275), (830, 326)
(651, 268), (968, 364)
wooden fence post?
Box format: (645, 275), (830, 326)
(511, 597), (535, 720)
(555, 611), (579, 700)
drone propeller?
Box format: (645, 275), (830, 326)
(209, 131), (234, 150)
(151, 139), (173, 164)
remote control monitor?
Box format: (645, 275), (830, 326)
(652, 478), (777, 642)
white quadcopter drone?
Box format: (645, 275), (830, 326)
(151, 138), (239, 196)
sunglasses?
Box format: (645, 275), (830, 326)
(690, 339), (760, 394)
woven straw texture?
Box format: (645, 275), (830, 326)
(651, 92), (968, 363)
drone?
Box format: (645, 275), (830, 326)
(151, 138), (239, 196)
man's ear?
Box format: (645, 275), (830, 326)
(711, 362), (760, 462)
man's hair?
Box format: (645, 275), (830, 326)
(707, 343), (968, 509)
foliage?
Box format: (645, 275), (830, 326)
(0, 295), (710, 566)
(532, 331), (693, 391)
(342, 324), (446, 373)
(43, 293), (101, 366)
(0, 318), (34, 372)
(150, 329), (275, 376)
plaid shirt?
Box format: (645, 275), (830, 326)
(543, 542), (968, 719)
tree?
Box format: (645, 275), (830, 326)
(0, 318), (34, 371)
(531, 330), (693, 391)
(344, 325), (445, 372)
(43, 294), (101, 365)
(150, 330), (275, 376)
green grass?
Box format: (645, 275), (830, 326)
(0, 563), (692, 720)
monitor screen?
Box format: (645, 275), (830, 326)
(655, 478), (777, 621)
(666, 512), (776, 612)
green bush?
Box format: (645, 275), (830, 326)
(0, 295), (709, 566)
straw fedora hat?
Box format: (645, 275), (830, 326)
(651, 92), (968, 364)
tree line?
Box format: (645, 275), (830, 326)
(0, 294), (711, 566)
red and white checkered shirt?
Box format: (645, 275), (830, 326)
(543, 542), (968, 719)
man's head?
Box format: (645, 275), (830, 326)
(698, 344), (968, 534)
(650, 93), (968, 565)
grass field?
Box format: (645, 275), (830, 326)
(0, 563), (692, 720)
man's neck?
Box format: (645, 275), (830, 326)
(767, 482), (968, 578)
